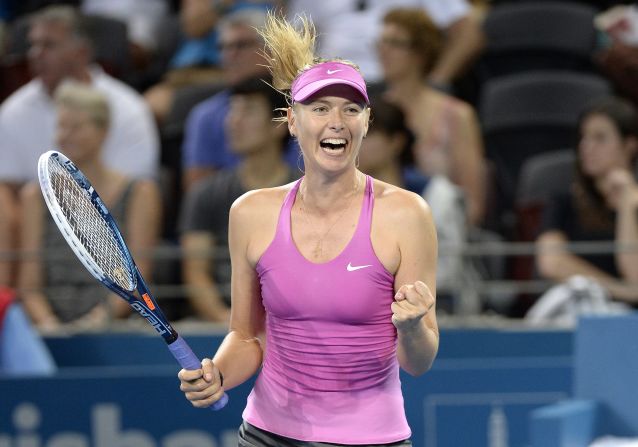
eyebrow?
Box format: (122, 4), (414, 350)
(308, 98), (365, 107)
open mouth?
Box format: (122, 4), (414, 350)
(320, 138), (348, 151)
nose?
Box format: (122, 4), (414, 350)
(327, 108), (345, 132)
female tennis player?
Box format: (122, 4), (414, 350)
(178, 13), (439, 446)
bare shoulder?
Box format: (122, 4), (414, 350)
(230, 182), (294, 225)
(230, 182), (296, 264)
(373, 179), (432, 226)
(430, 88), (476, 122)
(370, 179), (435, 274)
(449, 95), (477, 124)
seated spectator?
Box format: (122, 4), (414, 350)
(181, 7), (299, 190)
(536, 97), (638, 305)
(0, 5), (159, 187)
(375, 7), (487, 226)
(285, 0), (485, 89)
(359, 94), (473, 312)
(179, 75), (299, 322)
(19, 82), (162, 331)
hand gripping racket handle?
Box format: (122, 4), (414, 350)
(168, 335), (229, 411)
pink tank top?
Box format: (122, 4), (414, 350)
(243, 175), (411, 444)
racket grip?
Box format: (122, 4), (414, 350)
(169, 335), (229, 411)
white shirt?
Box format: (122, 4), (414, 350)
(286, 0), (470, 81)
(0, 67), (159, 182)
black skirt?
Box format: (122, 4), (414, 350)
(238, 421), (412, 447)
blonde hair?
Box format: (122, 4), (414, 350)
(259, 12), (361, 97)
(54, 82), (110, 129)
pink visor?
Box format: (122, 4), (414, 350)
(290, 61), (369, 105)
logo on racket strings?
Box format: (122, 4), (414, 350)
(113, 267), (130, 287)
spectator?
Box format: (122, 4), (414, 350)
(18, 82), (162, 332)
(536, 97), (638, 305)
(179, 75), (299, 322)
(0, 5), (159, 187)
(285, 0), (485, 89)
(376, 7), (487, 226)
(181, 7), (299, 191)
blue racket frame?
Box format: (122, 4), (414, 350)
(38, 150), (228, 411)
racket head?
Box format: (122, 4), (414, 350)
(37, 150), (137, 296)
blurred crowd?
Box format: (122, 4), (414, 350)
(1, 0), (638, 336)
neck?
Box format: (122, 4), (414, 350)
(76, 157), (108, 188)
(45, 67), (92, 96)
(301, 169), (363, 213)
(238, 143), (290, 190)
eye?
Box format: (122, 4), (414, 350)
(345, 106), (363, 115)
(312, 105), (329, 113)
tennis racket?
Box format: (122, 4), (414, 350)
(37, 150), (228, 411)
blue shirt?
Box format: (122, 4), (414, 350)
(181, 89), (301, 170)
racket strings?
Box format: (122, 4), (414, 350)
(47, 159), (135, 291)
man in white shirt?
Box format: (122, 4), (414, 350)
(0, 5), (159, 184)
(286, 0), (485, 86)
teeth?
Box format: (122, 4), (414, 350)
(321, 138), (347, 145)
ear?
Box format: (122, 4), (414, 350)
(363, 107), (371, 137)
(287, 106), (296, 137)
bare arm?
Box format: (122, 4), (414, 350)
(428, 13), (486, 86)
(606, 170), (638, 282)
(179, 192), (267, 408)
(536, 230), (638, 303)
(0, 183), (17, 286)
(392, 192), (439, 376)
(17, 183), (61, 329)
(181, 232), (231, 322)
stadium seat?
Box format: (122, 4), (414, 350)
(515, 148), (576, 241)
(478, 1), (598, 81)
(529, 314), (638, 447)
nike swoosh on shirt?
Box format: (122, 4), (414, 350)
(326, 69), (343, 75)
(347, 262), (373, 272)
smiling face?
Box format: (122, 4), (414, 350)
(288, 84), (370, 175)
